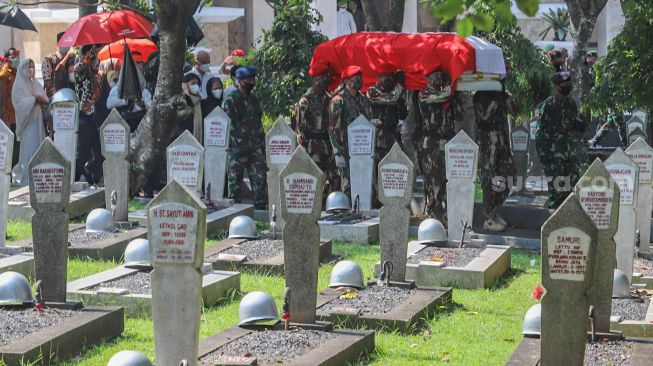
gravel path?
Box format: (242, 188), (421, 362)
(68, 228), (128, 247)
(200, 328), (337, 366)
(612, 296), (650, 321)
(220, 239), (284, 261)
(634, 257), (653, 276)
(0, 308), (77, 346)
(585, 339), (634, 366)
(319, 285), (412, 316)
(407, 247), (482, 266)
(86, 271), (152, 295)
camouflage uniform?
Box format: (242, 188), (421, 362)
(536, 95), (583, 209)
(473, 91), (516, 219)
(367, 82), (407, 163)
(223, 89), (268, 207)
(591, 110), (627, 147)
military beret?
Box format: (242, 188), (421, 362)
(587, 50), (598, 57)
(308, 62), (329, 77)
(235, 66), (257, 79)
(341, 65), (362, 79)
(231, 49), (245, 57)
(551, 71), (571, 85)
(543, 44), (555, 52)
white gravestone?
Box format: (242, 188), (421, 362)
(510, 123), (529, 194)
(526, 119), (545, 191)
(445, 131), (479, 241)
(0, 121), (14, 247)
(266, 117), (297, 229)
(626, 138), (653, 253)
(626, 116), (646, 137)
(50, 89), (79, 183)
(348, 115), (376, 211)
(167, 130), (205, 194)
(148, 180), (206, 366)
(628, 126), (648, 147)
(203, 107), (231, 202)
(100, 110), (130, 222)
(606, 148), (640, 282)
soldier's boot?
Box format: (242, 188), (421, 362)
(483, 218), (506, 232)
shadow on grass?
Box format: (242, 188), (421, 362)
(487, 267), (528, 291)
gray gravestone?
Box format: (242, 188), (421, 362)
(632, 109), (649, 124)
(626, 138), (653, 253)
(626, 116), (646, 138)
(628, 126), (648, 147)
(527, 119), (544, 177)
(100, 109), (130, 222)
(378, 143), (415, 282)
(606, 149), (640, 282)
(445, 131), (479, 241)
(266, 117), (297, 230)
(541, 193), (598, 366)
(167, 130), (205, 194)
(280, 146), (325, 323)
(348, 115), (376, 211)
(574, 159), (620, 333)
(50, 88), (79, 183)
(148, 179), (206, 365)
(511, 123), (529, 194)
(28, 138), (72, 302)
(203, 106), (231, 202)
(0, 121), (14, 247)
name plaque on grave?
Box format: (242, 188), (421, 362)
(103, 124), (126, 153)
(529, 121), (538, 139)
(446, 144), (475, 178)
(205, 117), (228, 147)
(269, 135), (293, 164)
(511, 130), (528, 151)
(149, 202), (198, 264)
(283, 172), (317, 214)
(0, 132), (8, 170)
(53, 102), (76, 130)
(31, 162), (65, 203)
(168, 146), (201, 186)
(607, 164), (636, 205)
(628, 151), (653, 183)
(547, 227), (591, 281)
(578, 187), (614, 230)
(349, 126), (373, 155)
(380, 163), (409, 197)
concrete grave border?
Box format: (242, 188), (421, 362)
(0, 252), (34, 278)
(611, 298), (653, 338)
(7, 185), (105, 221)
(318, 215), (380, 244)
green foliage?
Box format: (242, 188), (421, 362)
(538, 8), (570, 41)
(247, 0), (328, 118)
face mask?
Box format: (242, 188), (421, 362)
(211, 89), (223, 99)
(189, 84), (200, 95)
(381, 78), (394, 91)
(559, 85), (572, 95)
(339, 7), (347, 11)
(69, 73), (75, 83)
(352, 78), (362, 91)
(28, 68), (35, 79)
(241, 81), (255, 92)
(59, 47), (70, 55)
(199, 64), (211, 73)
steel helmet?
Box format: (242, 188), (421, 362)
(238, 291), (279, 325)
(325, 192), (350, 213)
(612, 269), (631, 298)
(107, 351), (153, 366)
(522, 303), (541, 337)
(124, 239), (151, 269)
(228, 215), (258, 239)
(417, 218), (447, 245)
(0, 272), (34, 305)
(329, 260), (364, 289)
(85, 208), (116, 233)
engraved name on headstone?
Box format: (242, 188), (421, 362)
(167, 130), (205, 194)
(348, 115), (376, 211)
(100, 110), (130, 221)
(0, 121), (13, 247)
(50, 89), (79, 182)
(266, 117), (297, 229)
(445, 131), (479, 241)
(626, 138), (653, 253)
(203, 107), (230, 201)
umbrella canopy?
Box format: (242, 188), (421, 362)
(57, 10), (154, 47)
(150, 17), (204, 47)
(117, 43), (142, 101)
(0, 7), (37, 32)
(98, 39), (157, 63)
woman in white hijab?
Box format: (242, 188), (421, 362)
(11, 58), (47, 185)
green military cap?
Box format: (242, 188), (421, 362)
(587, 50), (598, 57)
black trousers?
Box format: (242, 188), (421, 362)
(75, 112), (103, 185)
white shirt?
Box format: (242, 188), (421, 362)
(185, 67), (215, 100)
(107, 86), (152, 111)
(337, 8), (357, 36)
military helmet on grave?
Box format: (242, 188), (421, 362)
(85, 208), (116, 233)
(228, 215), (258, 239)
(124, 239), (151, 269)
(107, 350), (153, 366)
(522, 303), (541, 337)
(329, 260), (364, 289)
(238, 291), (279, 325)
(417, 218), (447, 245)
(325, 191), (350, 213)
(0, 272), (34, 306)
(612, 269), (631, 298)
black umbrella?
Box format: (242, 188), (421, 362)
(0, 7), (37, 32)
(118, 43), (142, 101)
(150, 17), (204, 47)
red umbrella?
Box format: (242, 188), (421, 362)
(98, 38), (158, 63)
(57, 10), (154, 47)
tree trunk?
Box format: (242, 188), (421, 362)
(387, 0), (405, 32)
(360, 0), (404, 31)
(360, 0), (382, 31)
(127, 0), (200, 195)
(78, 0), (96, 17)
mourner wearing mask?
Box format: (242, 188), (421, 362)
(337, 0), (357, 36)
(42, 32), (76, 99)
(185, 50), (214, 100)
(107, 67), (152, 132)
(201, 76), (224, 119)
(182, 73), (203, 143)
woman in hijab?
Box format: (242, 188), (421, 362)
(11, 59), (47, 185)
(201, 76), (224, 119)
(183, 73), (202, 143)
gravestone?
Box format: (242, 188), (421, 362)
(100, 110), (130, 222)
(266, 117), (297, 229)
(167, 130), (205, 194)
(510, 123), (529, 194)
(574, 159), (620, 333)
(50, 88), (79, 183)
(541, 193), (598, 366)
(203, 107), (230, 202)
(626, 138), (653, 253)
(0, 121), (14, 247)
(445, 131), (479, 241)
(626, 116), (646, 139)
(348, 115), (376, 211)
(527, 119), (544, 177)
(605, 149), (640, 282)
(28, 138), (72, 302)
(378, 143), (415, 282)
(279, 146), (325, 323)
(628, 126), (647, 147)
(148, 179), (206, 365)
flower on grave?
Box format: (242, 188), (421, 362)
(531, 284), (544, 301)
(282, 312), (290, 321)
(34, 302), (46, 312)
(430, 257), (442, 262)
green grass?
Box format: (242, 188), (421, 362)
(5, 220), (31, 242)
(128, 199), (147, 213)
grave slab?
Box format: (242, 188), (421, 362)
(0, 252), (34, 278)
(266, 116), (297, 230)
(318, 214), (379, 244)
(445, 131), (479, 241)
(348, 115), (376, 211)
(7, 185), (105, 221)
(610, 297), (653, 338)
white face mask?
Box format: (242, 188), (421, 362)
(199, 64), (211, 73)
(69, 73), (75, 83)
(339, 6), (347, 11)
(211, 89), (223, 99)
(189, 84), (200, 95)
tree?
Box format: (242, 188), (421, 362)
(360, 0), (405, 32)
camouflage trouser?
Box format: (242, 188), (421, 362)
(417, 146), (447, 220)
(227, 149), (268, 207)
(336, 163), (350, 197)
(541, 156), (580, 209)
(478, 130), (516, 219)
(309, 151), (339, 200)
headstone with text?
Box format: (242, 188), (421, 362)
(378, 143), (415, 282)
(574, 159), (620, 333)
(50, 89), (79, 183)
(628, 126), (648, 147)
(28, 138), (72, 302)
(280, 146), (325, 323)
(541, 193), (598, 366)
(148, 179), (206, 366)
(0, 121), (14, 247)
(266, 117), (297, 229)
(203, 107), (231, 202)
(167, 130), (205, 194)
(626, 138), (653, 253)
(605, 148), (640, 282)
(510, 123), (529, 194)
(348, 115), (376, 211)
(100, 110), (130, 221)
(445, 131), (479, 241)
